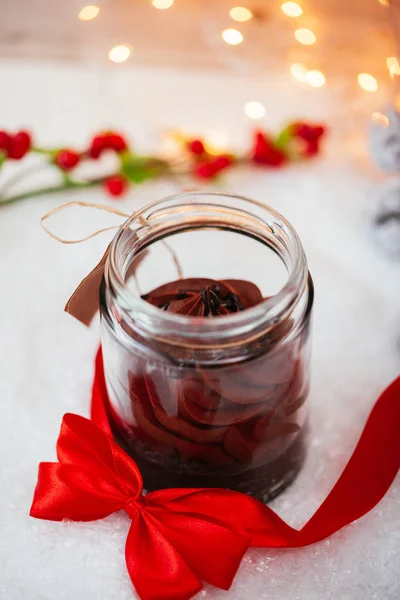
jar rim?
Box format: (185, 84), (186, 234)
(106, 191), (309, 344)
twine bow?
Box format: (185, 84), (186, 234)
(40, 201), (182, 325)
(40, 200), (132, 243)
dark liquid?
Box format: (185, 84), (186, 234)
(114, 425), (307, 502)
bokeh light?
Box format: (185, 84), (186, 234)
(229, 7), (253, 22)
(244, 101), (266, 119)
(109, 44), (132, 63)
(357, 73), (378, 91)
(305, 70), (326, 87)
(372, 112), (389, 127)
(281, 2), (303, 17)
(294, 28), (316, 45)
(204, 131), (228, 155)
(152, 0), (174, 9)
(290, 62), (307, 81)
(222, 28), (244, 45)
(78, 5), (100, 21)
(387, 56), (400, 77)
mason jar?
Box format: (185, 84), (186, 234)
(100, 192), (313, 502)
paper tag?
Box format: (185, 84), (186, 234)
(64, 245), (110, 326)
(65, 246), (150, 326)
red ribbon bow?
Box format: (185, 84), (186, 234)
(30, 351), (400, 600)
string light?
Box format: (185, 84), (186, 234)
(152, 0), (174, 8)
(357, 73), (378, 92)
(222, 28), (244, 45)
(387, 56), (400, 77)
(294, 28), (316, 45)
(372, 112), (389, 127)
(305, 70), (326, 87)
(78, 5), (100, 21)
(244, 101), (266, 120)
(229, 7), (253, 22)
(387, 57), (398, 68)
(290, 63), (307, 81)
(109, 44), (132, 63)
(281, 2), (303, 17)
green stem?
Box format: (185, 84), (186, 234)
(0, 177), (105, 207)
(32, 147), (55, 156)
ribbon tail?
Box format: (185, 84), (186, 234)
(291, 376), (400, 546)
(125, 512), (203, 600)
(91, 348), (113, 436)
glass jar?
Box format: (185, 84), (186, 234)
(100, 192), (313, 502)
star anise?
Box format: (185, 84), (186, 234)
(142, 278), (263, 317)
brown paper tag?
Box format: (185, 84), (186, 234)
(64, 246), (150, 326)
(64, 245), (110, 326)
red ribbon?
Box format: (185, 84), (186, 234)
(30, 349), (400, 600)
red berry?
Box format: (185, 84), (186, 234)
(213, 155), (232, 170)
(55, 149), (80, 171)
(292, 123), (325, 143)
(105, 175), (128, 197)
(107, 133), (128, 153)
(303, 141), (320, 156)
(252, 132), (287, 167)
(194, 154), (233, 179)
(291, 123), (325, 157)
(0, 130), (11, 153)
(89, 132), (128, 158)
(8, 130), (31, 160)
(188, 139), (205, 156)
(314, 125), (325, 138)
(195, 162), (216, 179)
(291, 123), (304, 137)
(89, 134), (107, 159)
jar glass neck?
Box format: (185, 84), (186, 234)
(105, 192), (309, 348)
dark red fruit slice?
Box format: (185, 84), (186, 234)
(144, 372), (227, 444)
(179, 390), (265, 426)
(225, 419), (301, 462)
(128, 371), (233, 465)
